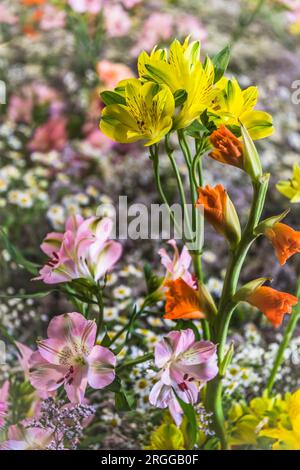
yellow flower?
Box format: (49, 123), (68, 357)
(145, 423), (185, 450)
(210, 77), (274, 140)
(290, 21), (300, 36)
(276, 164), (300, 203)
(138, 37), (216, 129)
(227, 392), (287, 447)
(100, 78), (175, 146)
(260, 390), (300, 450)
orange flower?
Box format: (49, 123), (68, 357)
(209, 125), (243, 169)
(196, 184), (241, 247)
(164, 279), (206, 320)
(265, 222), (300, 266)
(21, 0), (45, 5)
(246, 286), (298, 328)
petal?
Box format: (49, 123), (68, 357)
(149, 381), (172, 408)
(87, 345), (116, 389)
(154, 335), (174, 369)
(172, 328), (196, 356)
(37, 338), (67, 365)
(29, 351), (66, 391)
(47, 312), (96, 351)
(65, 366), (88, 403)
(65, 214), (84, 232)
(15, 341), (34, 379)
(93, 241), (122, 281)
(0, 380), (9, 403)
(40, 232), (63, 257)
(175, 381), (199, 404)
(169, 397), (183, 427)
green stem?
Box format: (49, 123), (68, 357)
(231, 0), (265, 45)
(206, 175), (269, 449)
(177, 132), (211, 340)
(116, 353), (154, 373)
(266, 277), (300, 394)
(151, 144), (181, 237)
(95, 288), (104, 336)
(165, 135), (193, 243)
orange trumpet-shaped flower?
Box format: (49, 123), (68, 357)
(196, 184), (241, 247)
(246, 286), (298, 328)
(264, 222), (300, 266)
(209, 125), (244, 169)
(164, 279), (206, 320)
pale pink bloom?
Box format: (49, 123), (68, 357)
(149, 329), (218, 425)
(3, 425), (53, 450)
(104, 4), (131, 38)
(28, 116), (68, 152)
(33, 83), (61, 106)
(37, 215), (122, 284)
(0, 380), (9, 428)
(83, 126), (114, 151)
(158, 239), (195, 288)
(175, 15), (207, 42)
(68, 0), (103, 14)
(131, 13), (173, 56)
(8, 96), (33, 123)
(8, 85), (62, 123)
(0, 5), (18, 25)
(121, 0), (141, 7)
(96, 60), (133, 89)
(40, 5), (66, 31)
(29, 312), (116, 403)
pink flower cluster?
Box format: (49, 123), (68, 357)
(150, 329), (218, 426)
(131, 13), (207, 56)
(37, 215), (122, 284)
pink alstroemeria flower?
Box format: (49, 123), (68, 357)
(149, 329), (218, 425)
(158, 239), (195, 288)
(29, 312), (116, 403)
(36, 215), (122, 284)
(3, 425), (53, 450)
(0, 380), (9, 429)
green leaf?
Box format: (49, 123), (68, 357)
(0, 291), (55, 299)
(105, 376), (122, 393)
(0, 228), (39, 275)
(100, 91), (126, 106)
(115, 390), (135, 411)
(177, 398), (198, 449)
(143, 263), (163, 295)
(212, 45), (231, 83)
(174, 89), (187, 107)
(100, 327), (112, 347)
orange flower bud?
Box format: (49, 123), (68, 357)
(209, 125), (243, 169)
(246, 286), (298, 328)
(264, 222), (300, 266)
(164, 278), (206, 320)
(196, 184), (241, 248)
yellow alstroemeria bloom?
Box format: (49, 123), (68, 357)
(100, 78), (175, 146)
(210, 77), (274, 140)
(260, 390), (300, 450)
(138, 37), (216, 129)
(276, 164), (300, 203)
